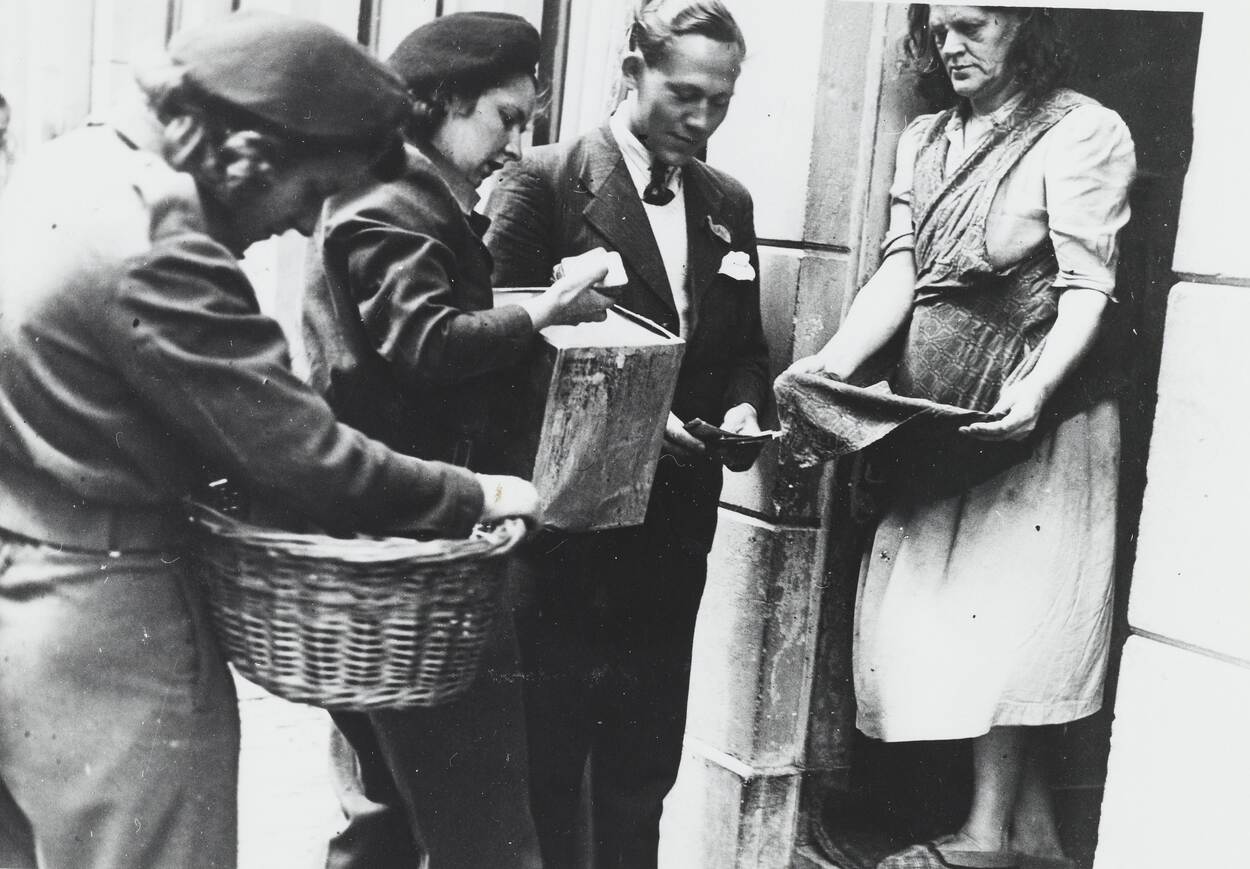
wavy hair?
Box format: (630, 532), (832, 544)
(629, 0), (746, 67)
(135, 61), (403, 199)
(904, 5), (1073, 109)
(137, 63), (300, 194)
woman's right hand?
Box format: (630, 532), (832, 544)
(521, 264), (613, 330)
(786, 351), (848, 380)
(475, 474), (543, 527)
(787, 247), (916, 382)
(788, 354), (831, 376)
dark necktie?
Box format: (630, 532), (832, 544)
(643, 162), (675, 206)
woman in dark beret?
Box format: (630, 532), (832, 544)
(0, 12), (541, 869)
(301, 12), (611, 869)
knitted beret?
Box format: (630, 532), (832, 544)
(388, 12), (541, 97)
(166, 11), (411, 148)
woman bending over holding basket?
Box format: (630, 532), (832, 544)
(0, 13), (538, 869)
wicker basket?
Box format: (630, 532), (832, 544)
(187, 503), (525, 710)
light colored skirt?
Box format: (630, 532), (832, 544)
(853, 400), (1119, 742)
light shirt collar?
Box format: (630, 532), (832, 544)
(609, 94), (682, 197)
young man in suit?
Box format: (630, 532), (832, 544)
(484, 3), (769, 866)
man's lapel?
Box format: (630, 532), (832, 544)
(579, 126), (676, 318)
(683, 161), (731, 319)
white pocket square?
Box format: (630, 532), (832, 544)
(718, 250), (756, 281)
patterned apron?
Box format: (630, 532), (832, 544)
(875, 89), (1117, 498)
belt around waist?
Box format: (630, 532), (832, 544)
(0, 465), (184, 552)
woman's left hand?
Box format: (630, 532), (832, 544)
(959, 378), (1048, 442)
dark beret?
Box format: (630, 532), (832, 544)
(167, 11), (411, 148)
(388, 12), (541, 97)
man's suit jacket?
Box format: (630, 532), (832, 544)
(484, 124), (770, 551)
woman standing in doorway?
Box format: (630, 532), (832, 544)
(302, 13), (611, 869)
(792, 6), (1135, 868)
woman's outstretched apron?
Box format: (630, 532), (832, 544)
(878, 89), (1117, 497)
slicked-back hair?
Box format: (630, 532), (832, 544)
(628, 0), (746, 67)
(904, 5), (1073, 109)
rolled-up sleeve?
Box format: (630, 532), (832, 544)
(1043, 105), (1137, 297)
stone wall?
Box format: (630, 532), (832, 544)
(1094, 9), (1250, 868)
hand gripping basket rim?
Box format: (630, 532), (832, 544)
(187, 502), (526, 710)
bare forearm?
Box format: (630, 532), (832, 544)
(1021, 289), (1108, 400)
(807, 252), (915, 379)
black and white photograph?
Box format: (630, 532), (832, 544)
(0, 1), (1234, 867)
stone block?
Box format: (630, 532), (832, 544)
(803, 1), (879, 250)
(802, 523), (860, 774)
(689, 514), (824, 767)
(791, 252), (855, 363)
(1128, 283), (1250, 664)
(1173, 7), (1250, 281)
(659, 745), (801, 869)
(759, 246), (804, 389)
(1095, 636), (1250, 869)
